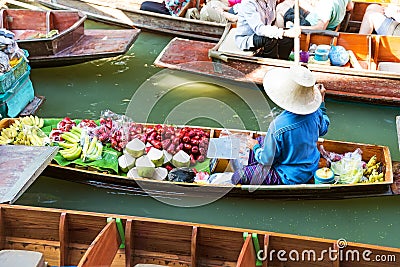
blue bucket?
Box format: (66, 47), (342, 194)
(314, 168), (335, 184)
(314, 45), (331, 61)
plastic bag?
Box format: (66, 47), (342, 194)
(167, 167), (196, 183)
(330, 149), (364, 184)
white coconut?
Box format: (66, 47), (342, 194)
(127, 167), (139, 179)
(163, 150), (173, 164)
(135, 155), (156, 178)
(125, 138), (145, 158)
(172, 150), (190, 168)
(147, 147), (165, 167)
(118, 154), (136, 172)
(152, 167), (168, 181)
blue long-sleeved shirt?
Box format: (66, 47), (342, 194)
(253, 103), (330, 184)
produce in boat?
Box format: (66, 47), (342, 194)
(167, 167), (196, 183)
(0, 117), (48, 146)
(152, 167), (168, 181)
(147, 147), (165, 167)
(172, 150), (191, 168)
(125, 138), (145, 158)
(118, 154), (136, 172)
(135, 155), (156, 178)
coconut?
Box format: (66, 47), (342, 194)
(172, 150), (190, 168)
(135, 155), (156, 178)
(163, 150), (173, 164)
(125, 138), (145, 158)
(147, 147), (165, 167)
(118, 154), (136, 172)
(152, 167), (168, 181)
(127, 167), (139, 179)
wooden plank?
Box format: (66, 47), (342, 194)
(191, 226), (198, 267)
(237, 234), (255, 267)
(262, 234), (269, 267)
(125, 219), (133, 267)
(0, 145), (58, 204)
(59, 212), (69, 267)
(77, 219), (121, 267)
(19, 96), (46, 117)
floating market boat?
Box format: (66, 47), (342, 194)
(154, 26), (400, 106)
(38, 0), (227, 42)
(0, 9), (140, 67)
(0, 118), (398, 200)
(1, 204), (400, 266)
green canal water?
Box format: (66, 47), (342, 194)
(14, 30), (400, 248)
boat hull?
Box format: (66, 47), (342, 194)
(154, 37), (400, 106)
(39, 0), (226, 42)
(2, 9), (140, 67)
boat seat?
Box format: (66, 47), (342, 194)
(378, 62), (400, 73)
(0, 250), (45, 267)
(217, 28), (255, 57)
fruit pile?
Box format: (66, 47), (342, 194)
(0, 116), (47, 146)
(57, 125), (103, 162)
(362, 155), (385, 183)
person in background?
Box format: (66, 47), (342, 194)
(359, 3), (400, 35)
(140, 0), (191, 16)
(278, 0), (353, 31)
(235, 0), (299, 59)
(200, 0), (241, 23)
(231, 66), (330, 185)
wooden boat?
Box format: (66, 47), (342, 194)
(1, 118), (398, 200)
(0, 9), (140, 67)
(38, 0), (227, 42)
(1, 203), (400, 266)
(154, 1), (400, 106)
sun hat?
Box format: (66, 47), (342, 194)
(263, 65), (322, 115)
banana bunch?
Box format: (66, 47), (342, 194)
(81, 136), (103, 162)
(60, 126), (82, 144)
(20, 115), (44, 128)
(57, 127), (103, 162)
(59, 143), (82, 161)
(0, 126), (18, 144)
(363, 155), (385, 183)
(0, 119), (48, 146)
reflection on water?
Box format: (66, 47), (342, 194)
(22, 31), (400, 249)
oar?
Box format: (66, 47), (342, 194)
(294, 0), (300, 64)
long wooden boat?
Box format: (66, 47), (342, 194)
(154, 0), (400, 106)
(2, 204), (400, 266)
(1, 118), (398, 200)
(38, 0), (227, 42)
(0, 9), (140, 67)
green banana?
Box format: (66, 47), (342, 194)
(60, 146), (82, 161)
(87, 136), (98, 155)
(61, 132), (80, 144)
(58, 142), (76, 149)
(86, 142), (103, 161)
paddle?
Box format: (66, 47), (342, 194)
(294, 0), (300, 64)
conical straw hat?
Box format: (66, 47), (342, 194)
(263, 65), (322, 115)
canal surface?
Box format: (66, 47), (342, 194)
(15, 27), (400, 248)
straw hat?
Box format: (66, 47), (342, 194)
(263, 65), (322, 115)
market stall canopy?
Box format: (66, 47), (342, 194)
(0, 145), (58, 203)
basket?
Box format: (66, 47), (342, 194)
(0, 50), (29, 94)
(0, 67), (34, 118)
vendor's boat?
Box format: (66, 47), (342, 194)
(0, 9), (140, 67)
(0, 118), (398, 200)
(1, 203), (400, 266)
(38, 0), (227, 42)
(154, 0), (400, 106)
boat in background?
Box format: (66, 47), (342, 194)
(154, 0), (400, 106)
(0, 9), (140, 67)
(38, 0), (227, 42)
(1, 204), (400, 266)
